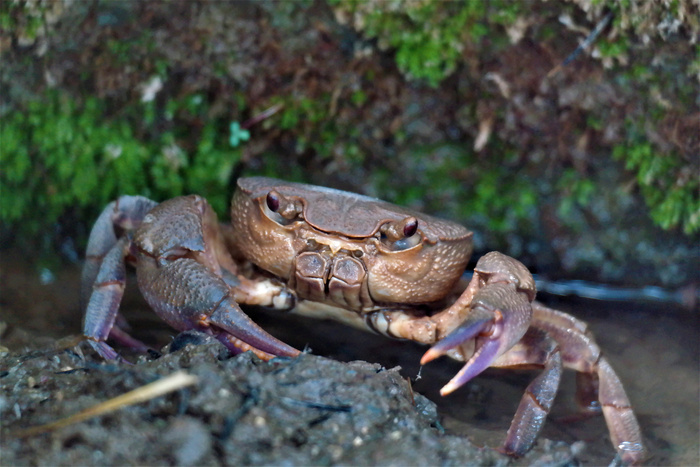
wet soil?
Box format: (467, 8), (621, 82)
(1, 252), (698, 466)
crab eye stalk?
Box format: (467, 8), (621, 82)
(263, 190), (302, 225)
(380, 217), (421, 251)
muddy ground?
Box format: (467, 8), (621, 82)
(1, 251), (698, 466)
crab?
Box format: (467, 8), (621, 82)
(81, 176), (645, 464)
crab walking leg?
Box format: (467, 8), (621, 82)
(82, 237), (130, 360)
(135, 256), (300, 360)
(81, 196), (158, 310)
(531, 302), (646, 464)
(488, 328), (563, 457)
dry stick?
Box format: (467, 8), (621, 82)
(241, 103), (284, 129)
(14, 371), (199, 438)
(548, 11), (614, 78)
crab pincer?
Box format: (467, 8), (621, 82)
(421, 281), (533, 395)
(420, 252), (564, 457)
(134, 254), (299, 360)
(421, 252), (535, 391)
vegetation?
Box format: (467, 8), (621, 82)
(613, 141), (698, 234)
(1, 0), (697, 284)
(1, 91), (241, 237)
(330, 0), (699, 235)
(332, 0), (524, 87)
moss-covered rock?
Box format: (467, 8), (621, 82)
(1, 0), (697, 286)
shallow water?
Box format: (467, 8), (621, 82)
(1, 249), (698, 465)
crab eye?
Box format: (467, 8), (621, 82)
(263, 190), (302, 225)
(379, 217), (421, 251)
(266, 191), (280, 212)
(403, 218), (418, 237)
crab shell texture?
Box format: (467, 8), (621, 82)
(230, 177), (474, 310)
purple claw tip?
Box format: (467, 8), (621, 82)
(439, 338), (501, 396)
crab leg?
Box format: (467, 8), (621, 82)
(489, 328), (563, 457)
(81, 196), (159, 359)
(83, 237), (131, 360)
(81, 196), (158, 310)
(531, 302), (645, 464)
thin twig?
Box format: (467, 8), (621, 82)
(241, 103), (284, 129)
(548, 12), (614, 78)
(14, 371), (198, 438)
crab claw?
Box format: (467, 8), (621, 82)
(422, 282), (533, 396)
(439, 339), (501, 396)
(420, 308), (494, 366)
(136, 255), (300, 361)
(108, 195), (302, 361)
(150, 265), (299, 361)
(423, 307), (502, 396)
(206, 293), (300, 360)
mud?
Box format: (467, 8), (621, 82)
(1, 333), (584, 466)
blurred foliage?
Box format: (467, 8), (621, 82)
(613, 141), (698, 234)
(556, 169), (597, 220)
(369, 143), (538, 238)
(333, 0), (699, 85)
(332, 0), (523, 87)
(331, 0), (699, 237)
(608, 37), (699, 235)
(596, 0), (698, 43)
(0, 90), (240, 238)
(273, 94), (365, 164)
(0, 0), (50, 44)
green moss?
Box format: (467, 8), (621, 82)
(613, 142), (698, 234)
(0, 90), (241, 241)
(106, 38), (137, 64)
(556, 169), (596, 219)
(334, 0), (698, 87)
(597, 33), (699, 236)
(351, 90), (368, 107)
(596, 36), (630, 59)
(332, 0), (524, 87)
(372, 143), (538, 235)
(274, 94), (364, 163)
(688, 45), (700, 79)
(0, 0), (45, 43)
